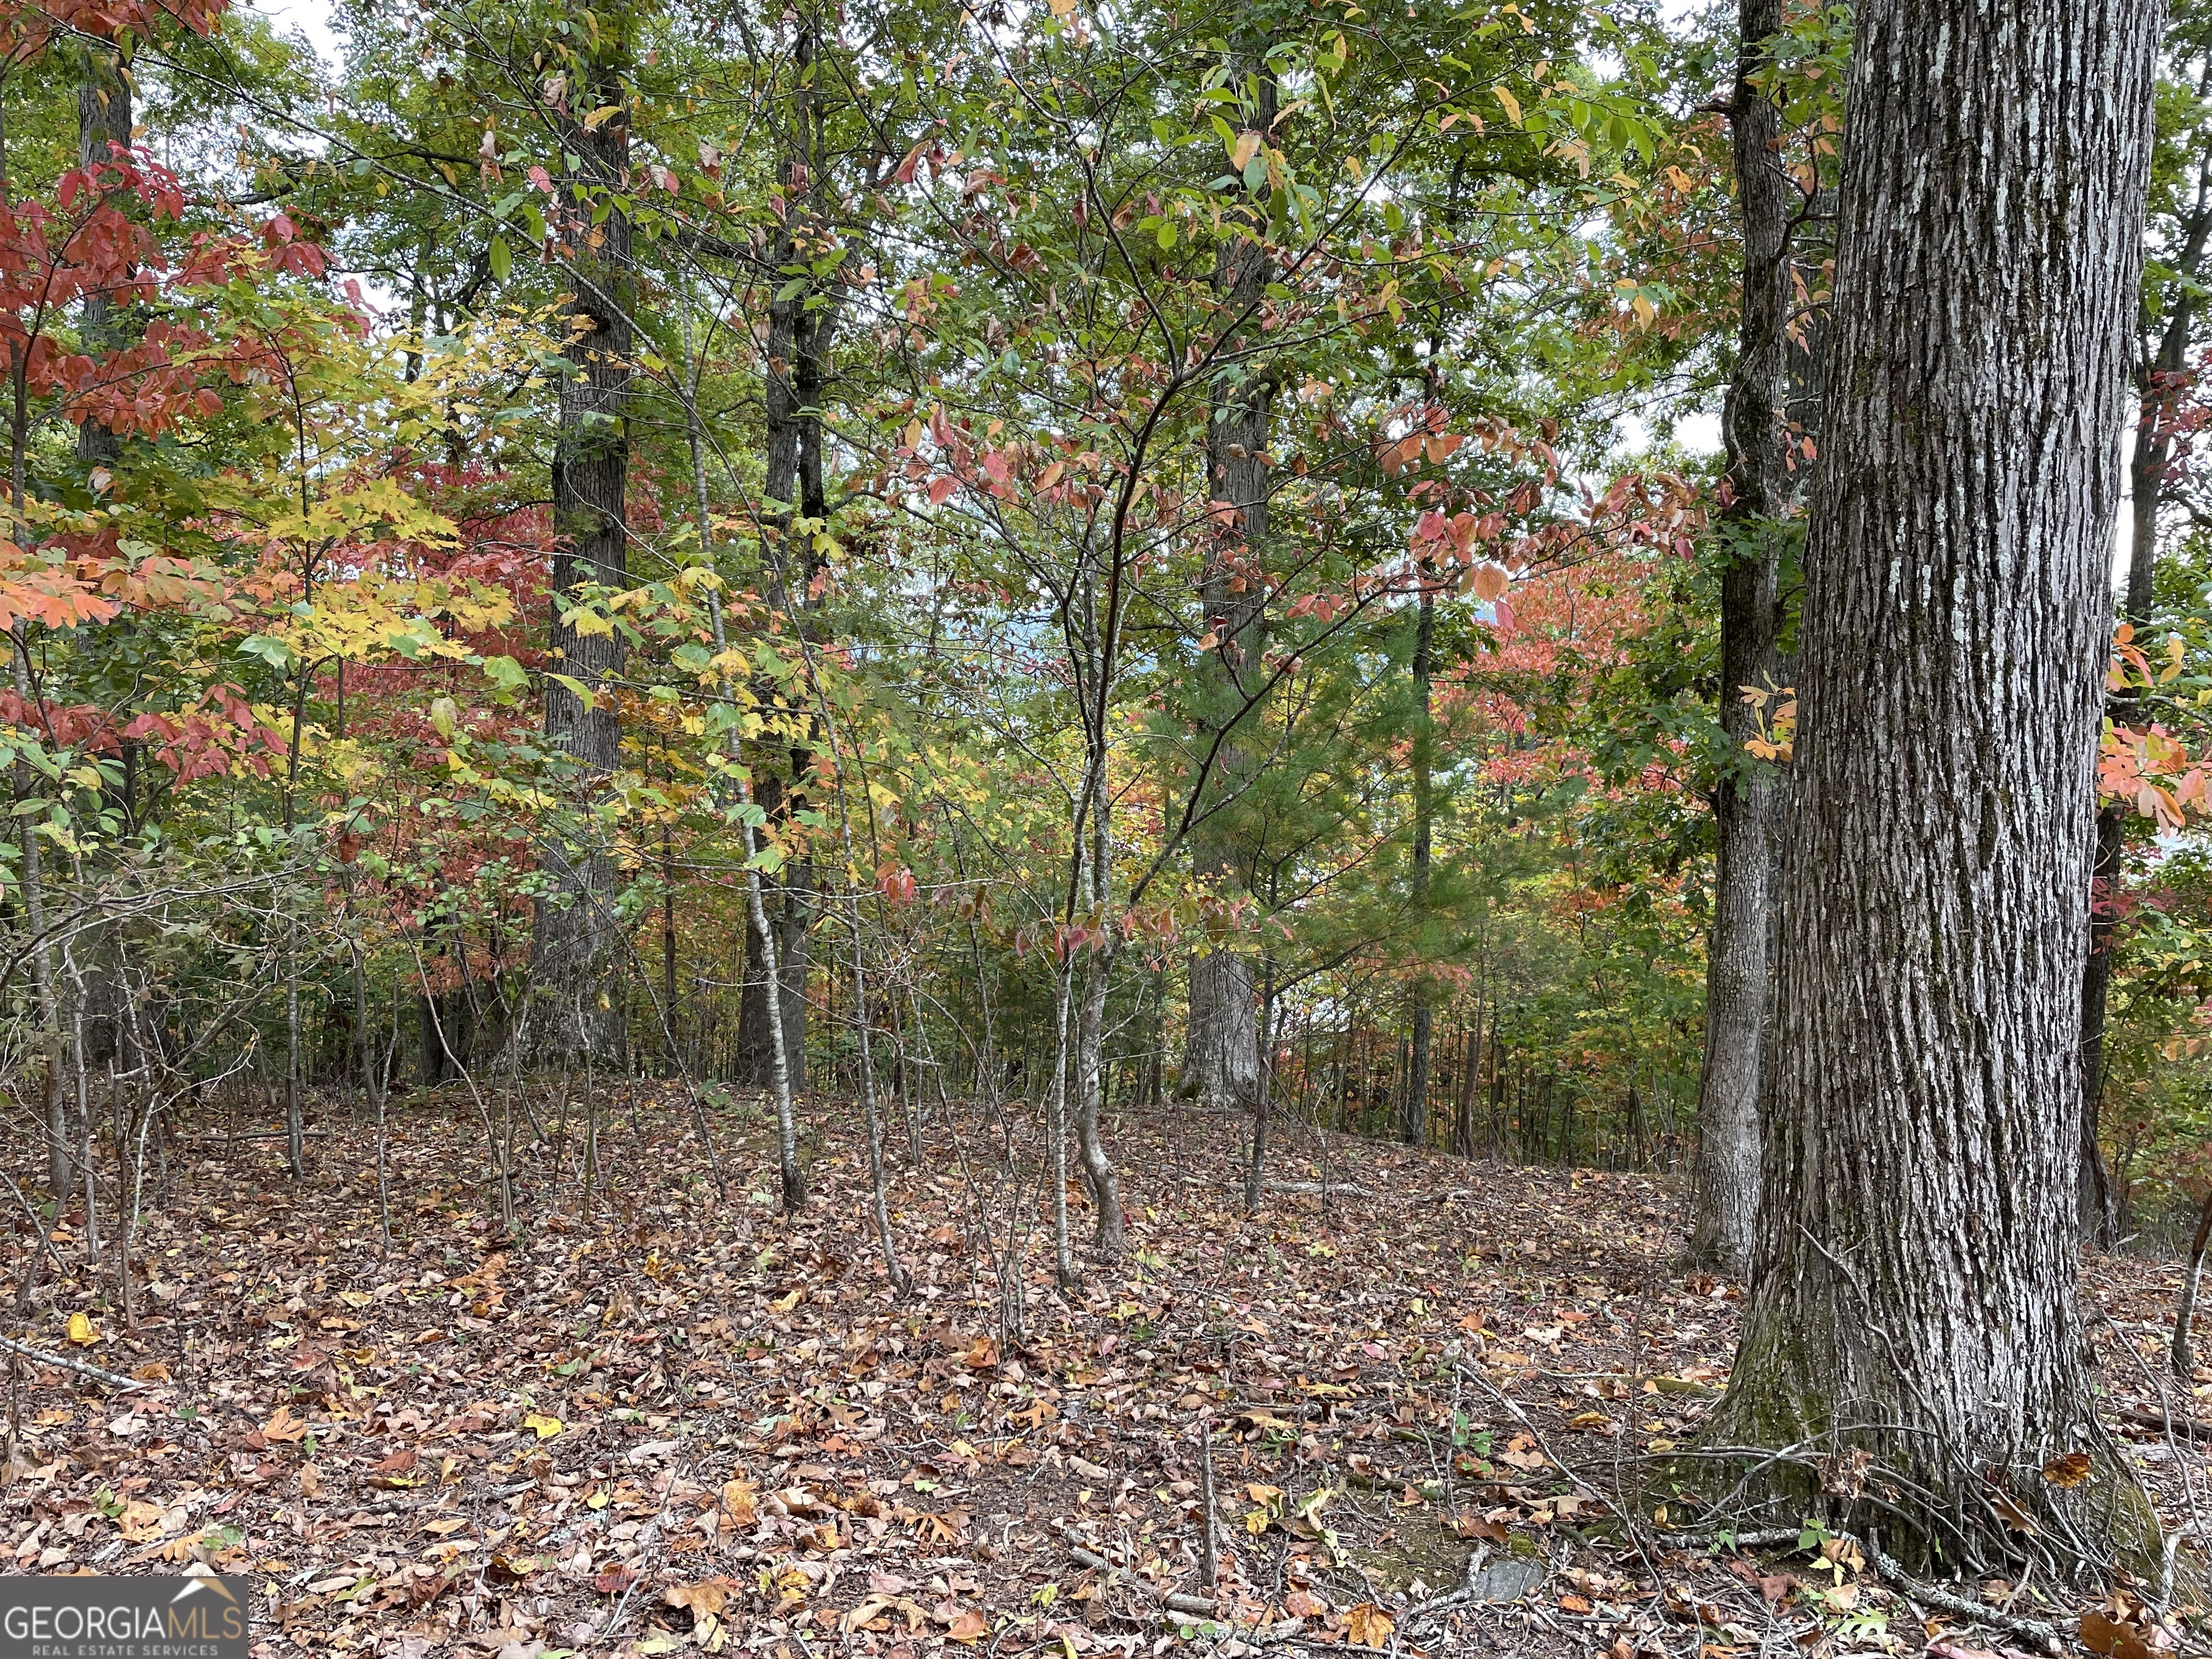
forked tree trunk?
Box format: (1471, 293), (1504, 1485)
(1688, 0), (1793, 1277)
(1705, 0), (2159, 1566)
(529, 18), (633, 1066)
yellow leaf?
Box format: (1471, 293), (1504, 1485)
(1496, 85), (1523, 125)
(65, 1312), (96, 1346)
(1230, 130), (1262, 171)
(771, 1289), (803, 1313)
(666, 1581), (730, 1614)
(523, 1412), (563, 1440)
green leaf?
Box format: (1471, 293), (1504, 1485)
(547, 673), (595, 711)
(482, 655), (529, 696)
(489, 235), (512, 281)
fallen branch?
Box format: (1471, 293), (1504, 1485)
(1056, 1525), (1302, 1635)
(2113, 1404), (2212, 1440)
(1714, 1525), (2067, 1653)
(1066, 1540), (1220, 1619)
(0, 1332), (144, 1391)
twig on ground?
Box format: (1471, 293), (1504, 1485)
(1713, 1525), (2068, 1653)
(0, 1332), (143, 1391)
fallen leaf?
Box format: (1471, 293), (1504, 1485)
(720, 1478), (757, 1526)
(665, 1581), (729, 1615)
(261, 1406), (310, 1444)
(1346, 1603), (1395, 1647)
(945, 1607), (990, 1643)
(2042, 1450), (2093, 1488)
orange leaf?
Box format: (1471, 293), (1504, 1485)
(1346, 1603), (1395, 1647)
(945, 1607), (990, 1642)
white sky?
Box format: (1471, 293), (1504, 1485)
(250, 0), (341, 68)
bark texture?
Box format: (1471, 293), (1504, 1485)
(1179, 39), (1275, 1117)
(1704, 0), (2160, 1565)
(528, 24), (634, 1066)
(1688, 0), (1793, 1278)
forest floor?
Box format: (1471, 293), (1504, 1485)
(0, 1089), (2205, 1659)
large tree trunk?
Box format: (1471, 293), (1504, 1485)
(1180, 37), (1276, 1116)
(1705, 0), (2159, 1566)
(1687, 0), (1794, 1277)
(528, 21), (634, 1066)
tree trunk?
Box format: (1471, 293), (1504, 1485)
(528, 17), (633, 1066)
(1688, 0), (1794, 1277)
(737, 774), (811, 1093)
(1071, 570), (1126, 1255)
(1179, 36), (1276, 1118)
(1401, 594), (1435, 1147)
(75, 38), (130, 469)
(1704, 0), (2159, 1567)
(735, 20), (844, 1094)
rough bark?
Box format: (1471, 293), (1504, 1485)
(1702, 0), (2160, 1568)
(528, 19), (633, 1066)
(1180, 37), (1276, 1117)
(1688, 0), (1794, 1278)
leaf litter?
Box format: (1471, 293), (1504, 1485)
(0, 1089), (2203, 1657)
